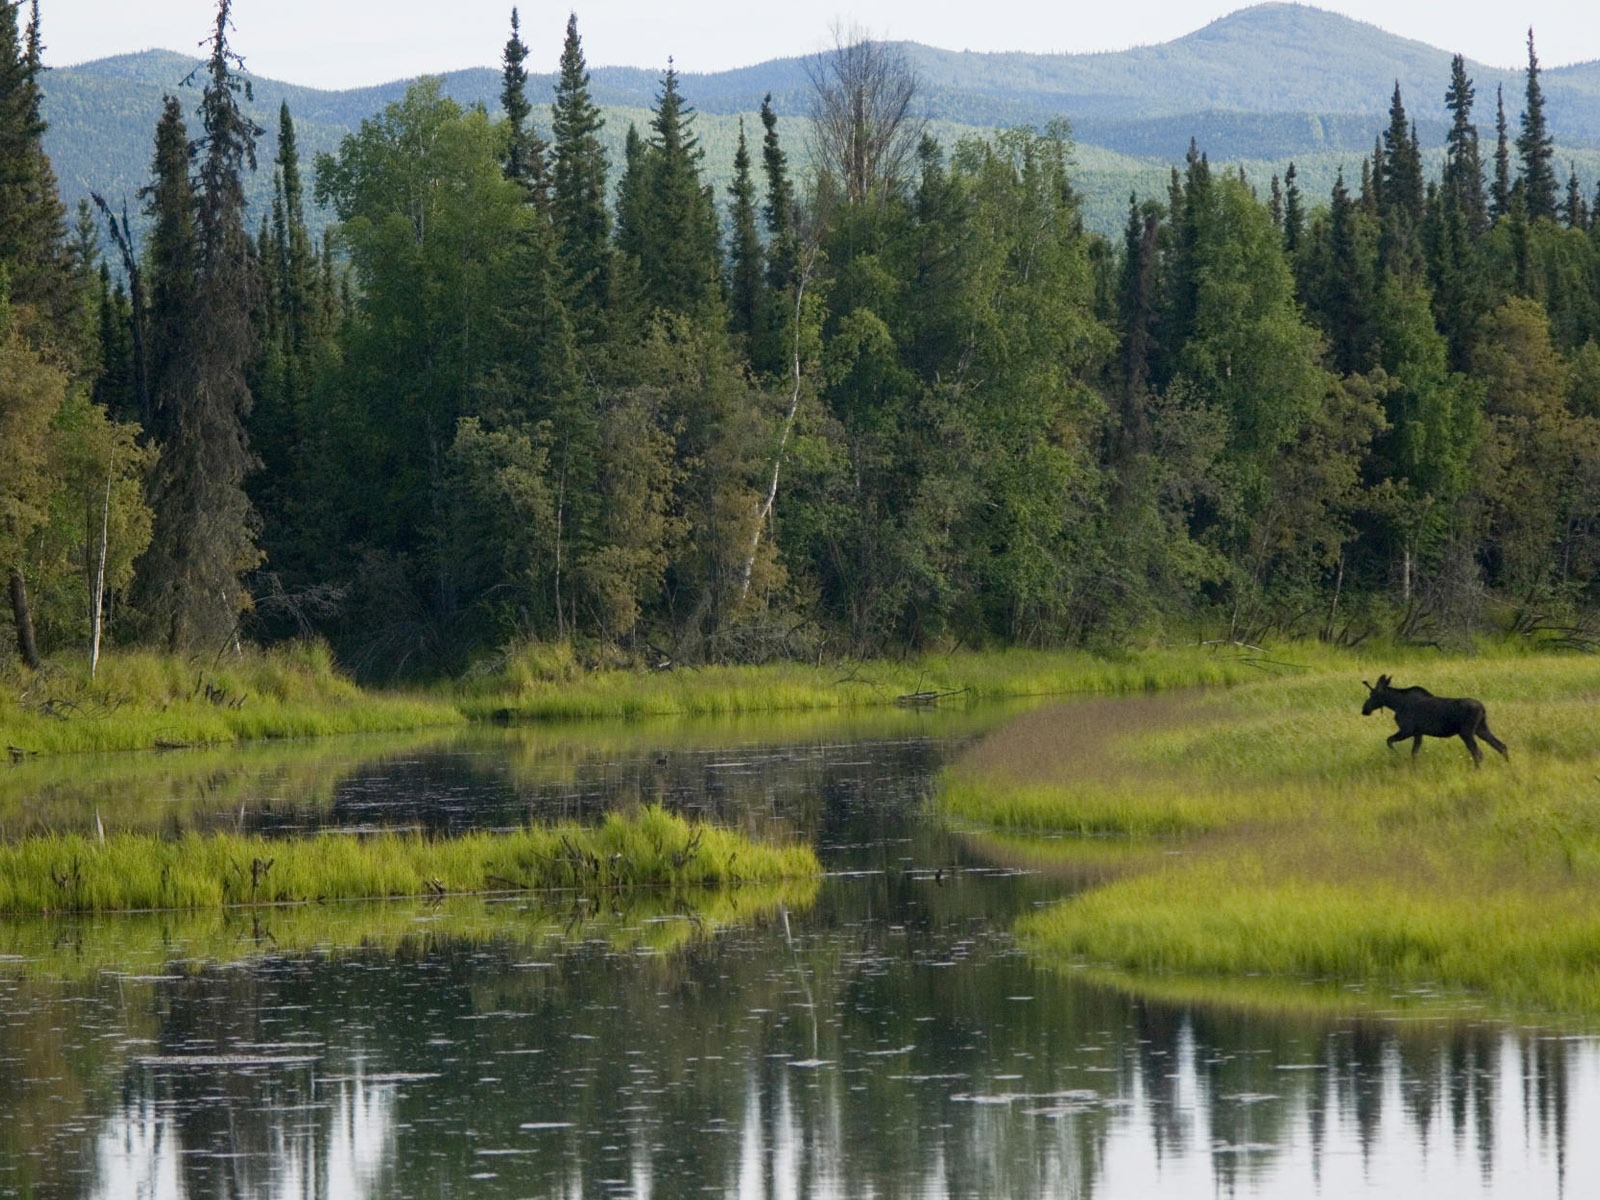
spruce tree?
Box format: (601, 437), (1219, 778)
(726, 117), (764, 344)
(759, 94), (797, 293)
(0, 0), (73, 334)
(1443, 54), (1487, 235)
(136, 0), (263, 651)
(1381, 84), (1424, 223)
(549, 13), (610, 334)
(1282, 161), (1303, 254)
(1517, 28), (1557, 221)
(1564, 165), (1589, 230)
(625, 61), (720, 317)
(1491, 84), (1512, 221)
(140, 95), (196, 446)
(499, 8), (547, 202)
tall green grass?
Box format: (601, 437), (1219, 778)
(944, 649), (1600, 1016)
(0, 642), (463, 755)
(457, 641), (1355, 722)
(0, 807), (818, 915)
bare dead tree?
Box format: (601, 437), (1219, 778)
(805, 26), (926, 206)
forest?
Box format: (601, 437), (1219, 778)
(3, 0), (1600, 680)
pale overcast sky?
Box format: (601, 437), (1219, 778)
(38, 1), (1600, 89)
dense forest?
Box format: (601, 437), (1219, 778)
(4, 0), (1600, 679)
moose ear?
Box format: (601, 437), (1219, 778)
(1362, 679), (1373, 691)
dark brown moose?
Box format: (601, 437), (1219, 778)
(1360, 674), (1508, 766)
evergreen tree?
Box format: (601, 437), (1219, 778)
(1517, 28), (1558, 222)
(140, 95), (196, 446)
(0, 0), (73, 335)
(136, 0), (263, 651)
(499, 7), (547, 202)
(1564, 165), (1589, 230)
(1381, 83), (1424, 223)
(1282, 161), (1304, 254)
(726, 118), (764, 344)
(1491, 85), (1512, 221)
(614, 63), (720, 318)
(759, 94), (797, 292)
(1443, 54), (1487, 236)
(549, 13), (610, 335)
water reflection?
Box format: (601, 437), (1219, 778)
(2, 708), (1599, 1197)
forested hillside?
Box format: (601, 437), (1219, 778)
(6, 2), (1600, 682)
(40, 3), (1600, 242)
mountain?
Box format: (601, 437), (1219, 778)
(38, 3), (1600, 241)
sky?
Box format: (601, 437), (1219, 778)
(38, 0), (1600, 89)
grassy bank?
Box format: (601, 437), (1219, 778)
(1, 642), (462, 756)
(941, 649), (1600, 1017)
(456, 641), (1351, 722)
(0, 806), (818, 915)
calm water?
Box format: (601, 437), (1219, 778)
(2, 706), (1598, 1198)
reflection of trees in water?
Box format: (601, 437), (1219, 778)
(18, 924), (1582, 1197)
(89, 1063), (397, 1200)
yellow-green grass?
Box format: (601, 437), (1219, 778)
(0, 807), (818, 915)
(456, 640), (1360, 722)
(945, 650), (1600, 1017)
(0, 879), (820, 981)
(1, 642), (462, 756)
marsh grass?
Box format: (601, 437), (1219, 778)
(945, 649), (1600, 1016)
(1, 643), (461, 756)
(456, 642), (1338, 722)
(0, 807), (818, 915)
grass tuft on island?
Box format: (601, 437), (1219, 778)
(1, 641), (462, 757)
(0, 807), (817, 915)
(942, 649), (1600, 1017)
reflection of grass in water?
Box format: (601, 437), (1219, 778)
(944, 650), (1600, 1017)
(0, 728), (465, 837)
(0, 807), (818, 915)
(0, 879), (820, 981)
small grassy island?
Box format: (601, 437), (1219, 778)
(0, 806), (817, 915)
(940, 648), (1600, 1019)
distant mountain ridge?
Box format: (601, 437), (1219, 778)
(39, 3), (1600, 241)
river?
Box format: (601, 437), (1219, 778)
(1, 705), (1596, 1198)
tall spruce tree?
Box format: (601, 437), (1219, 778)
(1491, 84), (1513, 221)
(616, 62), (720, 318)
(136, 0), (263, 651)
(726, 117), (764, 343)
(1517, 28), (1558, 222)
(549, 13), (610, 335)
(1282, 161), (1304, 254)
(499, 7), (547, 202)
(1443, 54), (1487, 236)
(0, 0), (73, 335)
(1381, 84), (1424, 224)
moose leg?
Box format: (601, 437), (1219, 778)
(1385, 731), (1407, 751)
(1460, 732), (1483, 766)
(1410, 734), (1423, 758)
(1479, 724), (1510, 760)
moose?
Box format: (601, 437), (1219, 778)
(1360, 675), (1508, 766)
